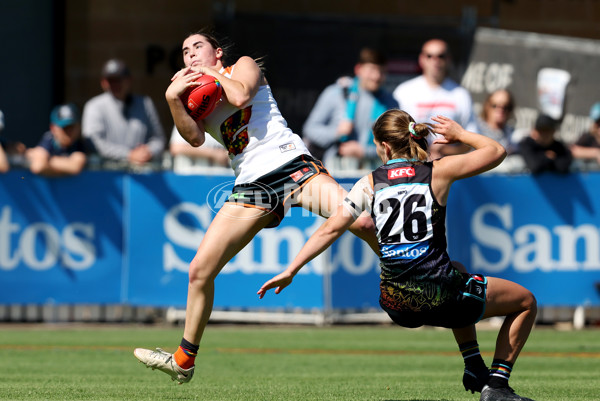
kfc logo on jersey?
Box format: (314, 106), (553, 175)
(388, 167), (415, 179)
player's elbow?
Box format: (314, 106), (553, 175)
(485, 145), (507, 169)
(185, 133), (205, 148)
(494, 146), (507, 166)
(227, 94), (251, 109)
(227, 85), (256, 109)
(188, 137), (204, 148)
(352, 214), (375, 234)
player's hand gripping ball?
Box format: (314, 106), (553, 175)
(180, 75), (223, 121)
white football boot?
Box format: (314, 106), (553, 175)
(134, 348), (194, 384)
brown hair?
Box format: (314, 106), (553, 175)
(357, 48), (387, 66)
(372, 109), (433, 161)
(186, 28), (264, 70)
(481, 89), (514, 121)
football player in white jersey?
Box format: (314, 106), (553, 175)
(134, 29), (378, 384)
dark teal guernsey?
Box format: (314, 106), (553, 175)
(371, 159), (469, 326)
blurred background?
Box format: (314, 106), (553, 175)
(1, 0), (599, 146)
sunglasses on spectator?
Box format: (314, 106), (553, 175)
(424, 53), (447, 60)
(491, 103), (512, 111)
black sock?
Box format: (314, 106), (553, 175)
(180, 337), (199, 355)
(488, 359), (513, 389)
(459, 341), (487, 372)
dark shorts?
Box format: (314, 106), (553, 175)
(380, 273), (487, 329)
(226, 154), (330, 228)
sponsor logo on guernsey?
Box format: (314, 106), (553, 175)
(380, 242), (428, 260)
(290, 167), (314, 182)
(279, 143), (296, 152)
(388, 167), (415, 179)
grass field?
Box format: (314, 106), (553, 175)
(0, 323), (598, 400)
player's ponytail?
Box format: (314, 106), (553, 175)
(373, 109), (433, 161)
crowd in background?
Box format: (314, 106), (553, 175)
(1, 40), (599, 177)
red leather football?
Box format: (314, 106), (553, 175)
(180, 75), (223, 121)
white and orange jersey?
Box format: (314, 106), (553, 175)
(203, 64), (310, 184)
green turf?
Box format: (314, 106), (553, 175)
(0, 324), (598, 400)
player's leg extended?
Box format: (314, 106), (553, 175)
(480, 277), (537, 400)
(294, 174), (379, 254)
(182, 203), (275, 345)
(135, 203), (274, 383)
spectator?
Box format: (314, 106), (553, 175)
(169, 126), (230, 170)
(0, 110), (28, 171)
(26, 104), (90, 176)
(478, 89), (518, 155)
(0, 110), (9, 173)
(303, 48), (397, 169)
(393, 38), (478, 159)
(82, 58), (166, 166)
(519, 114), (572, 174)
(570, 102), (600, 167)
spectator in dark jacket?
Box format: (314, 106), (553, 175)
(570, 102), (600, 167)
(26, 104), (91, 176)
(519, 114), (572, 174)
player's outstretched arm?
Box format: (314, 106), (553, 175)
(257, 204), (356, 298)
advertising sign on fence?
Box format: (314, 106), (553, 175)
(0, 172), (124, 303)
(1, 170), (598, 308)
(447, 173), (600, 306)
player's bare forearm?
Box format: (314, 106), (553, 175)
(167, 100), (205, 147)
(196, 57), (261, 108)
(257, 212), (355, 298)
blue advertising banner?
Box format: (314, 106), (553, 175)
(329, 178), (381, 309)
(447, 173), (600, 306)
(328, 234), (381, 309)
(126, 172), (325, 309)
(0, 171), (124, 304)
(1, 170), (599, 309)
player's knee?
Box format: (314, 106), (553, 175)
(187, 260), (216, 287)
(523, 291), (537, 316)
